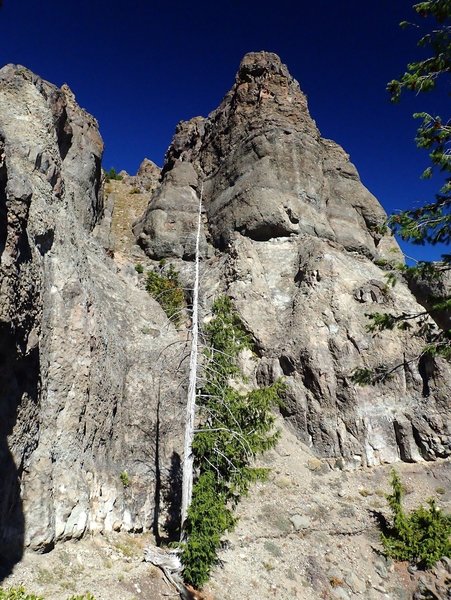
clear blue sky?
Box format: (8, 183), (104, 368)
(1, 0), (448, 261)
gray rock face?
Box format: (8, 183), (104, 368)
(135, 160), (210, 259)
(1, 52), (450, 564)
(413, 558), (451, 600)
(137, 52), (397, 261)
(0, 65), (185, 560)
(136, 52), (450, 466)
(121, 158), (161, 194)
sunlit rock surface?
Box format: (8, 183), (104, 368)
(135, 51), (450, 467)
(0, 65), (184, 556)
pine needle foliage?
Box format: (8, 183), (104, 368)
(353, 1), (451, 385)
(381, 470), (451, 568)
(145, 264), (184, 325)
(387, 2), (450, 248)
(180, 471), (236, 587)
(104, 167), (123, 182)
(181, 296), (284, 588)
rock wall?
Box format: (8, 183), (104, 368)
(0, 65), (185, 562)
(135, 52), (450, 467)
(0, 52), (450, 562)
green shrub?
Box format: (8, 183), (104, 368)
(120, 470), (130, 488)
(0, 588), (96, 600)
(145, 265), (184, 325)
(181, 472), (236, 587)
(381, 469), (451, 568)
(0, 587), (44, 600)
(104, 167), (123, 182)
(181, 296), (285, 588)
(135, 263), (144, 274)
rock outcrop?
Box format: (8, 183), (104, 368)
(120, 158), (161, 194)
(407, 266), (451, 332)
(0, 65), (185, 562)
(135, 51), (450, 467)
(413, 558), (451, 600)
(1, 51), (450, 580)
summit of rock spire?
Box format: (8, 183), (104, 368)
(135, 51), (397, 259)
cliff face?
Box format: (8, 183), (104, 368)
(136, 52), (398, 259)
(0, 66), (184, 561)
(135, 52), (450, 466)
(0, 52), (450, 568)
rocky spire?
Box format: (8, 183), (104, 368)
(134, 52), (450, 467)
(135, 51), (399, 260)
(162, 51), (315, 177)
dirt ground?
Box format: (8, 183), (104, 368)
(2, 423), (449, 600)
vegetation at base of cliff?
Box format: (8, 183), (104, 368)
(0, 589), (96, 600)
(386, 1), (450, 249)
(120, 470), (130, 488)
(352, 1), (451, 385)
(181, 296), (285, 588)
(380, 470), (451, 568)
(0, 589), (43, 600)
(104, 167), (123, 182)
(145, 264), (184, 325)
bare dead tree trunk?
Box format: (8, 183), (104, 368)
(180, 184), (203, 533)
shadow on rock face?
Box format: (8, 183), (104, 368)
(0, 324), (40, 581)
(0, 446), (24, 581)
(162, 451), (182, 543)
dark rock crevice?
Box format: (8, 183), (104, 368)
(236, 222), (293, 242)
(279, 355), (296, 376)
(393, 419), (415, 463)
(53, 99), (73, 161)
(418, 353), (435, 398)
(0, 323), (40, 580)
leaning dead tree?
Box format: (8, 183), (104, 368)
(144, 178), (282, 590)
(180, 183), (203, 532)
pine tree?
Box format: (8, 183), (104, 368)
(381, 470), (451, 568)
(353, 1), (451, 384)
(180, 295), (284, 588)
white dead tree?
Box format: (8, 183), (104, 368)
(180, 183), (203, 532)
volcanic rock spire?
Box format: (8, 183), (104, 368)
(135, 51), (398, 262)
(135, 52), (450, 466)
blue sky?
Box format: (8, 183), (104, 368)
(1, 0), (448, 261)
